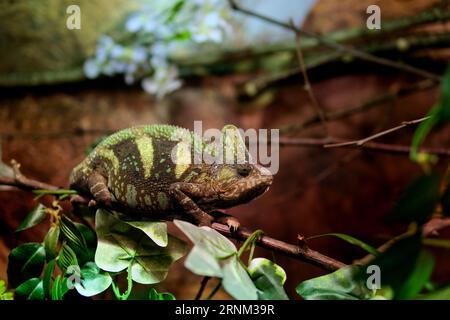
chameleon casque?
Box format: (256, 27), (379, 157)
(69, 124), (273, 229)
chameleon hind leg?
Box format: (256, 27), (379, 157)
(169, 183), (214, 227)
(87, 172), (112, 207)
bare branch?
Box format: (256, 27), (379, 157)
(324, 116), (430, 148)
(228, 0), (442, 82)
(290, 19), (328, 136)
(279, 79), (437, 135)
(278, 137), (450, 157)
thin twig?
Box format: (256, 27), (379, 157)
(355, 216), (450, 265)
(195, 276), (211, 300)
(290, 19), (328, 136)
(228, 0), (442, 82)
(324, 116), (430, 148)
(0, 168), (346, 272)
(278, 137), (450, 157)
(279, 79), (436, 135)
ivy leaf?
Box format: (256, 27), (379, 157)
(74, 262), (112, 297)
(95, 209), (185, 284)
(248, 258), (288, 300)
(44, 226), (60, 261)
(43, 260), (56, 299)
(297, 265), (375, 300)
(173, 220), (236, 258)
(174, 220), (261, 300)
(15, 278), (44, 300)
(389, 173), (440, 224)
(16, 204), (47, 232)
(148, 288), (176, 300)
(222, 256), (258, 300)
(125, 220), (168, 247)
(7, 243), (46, 287)
(184, 246), (223, 278)
(308, 233), (379, 256)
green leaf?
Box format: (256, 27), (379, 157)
(308, 233), (379, 256)
(396, 250), (435, 299)
(74, 262), (112, 297)
(368, 233), (423, 298)
(411, 65), (450, 160)
(44, 226), (60, 261)
(57, 242), (78, 273)
(43, 260), (55, 299)
(165, 0), (185, 23)
(417, 285), (450, 299)
(125, 220), (168, 247)
(185, 246), (223, 278)
(389, 173), (440, 224)
(174, 220), (236, 258)
(248, 258), (288, 300)
(16, 204), (47, 232)
(0, 279), (13, 300)
(7, 243), (46, 287)
(222, 256), (258, 300)
(95, 209), (186, 284)
(51, 275), (62, 300)
(74, 222), (96, 246)
(60, 216), (88, 251)
(51, 275), (70, 300)
(148, 288), (176, 300)
(15, 278), (44, 300)
(74, 222), (96, 260)
(297, 265), (375, 300)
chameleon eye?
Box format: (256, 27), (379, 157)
(237, 164), (251, 177)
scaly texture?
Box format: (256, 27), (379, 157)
(70, 124), (273, 226)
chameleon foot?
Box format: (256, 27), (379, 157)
(210, 211), (240, 232)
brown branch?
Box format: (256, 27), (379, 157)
(356, 216), (450, 265)
(279, 79), (437, 135)
(228, 0), (442, 82)
(278, 137), (450, 157)
(213, 223), (345, 271)
(290, 19), (328, 136)
(0, 166), (345, 272)
(324, 116), (430, 148)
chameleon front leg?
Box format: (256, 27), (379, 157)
(87, 172), (112, 207)
(169, 182), (214, 227)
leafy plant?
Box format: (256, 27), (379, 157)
(174, 220), (289, 300)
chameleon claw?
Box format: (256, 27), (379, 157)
(88, 199), (97, 207)
(226, 219), (240, 232)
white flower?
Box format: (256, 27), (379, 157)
(141, 66), (182, 99)
(190, 11), (229, 43)
(83, 59), (101, 78)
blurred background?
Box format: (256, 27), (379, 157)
(1, 0), (449, 299)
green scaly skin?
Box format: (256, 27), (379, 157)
(70, 124), (273, 228)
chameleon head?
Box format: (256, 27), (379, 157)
(207, 163), (273, 208)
